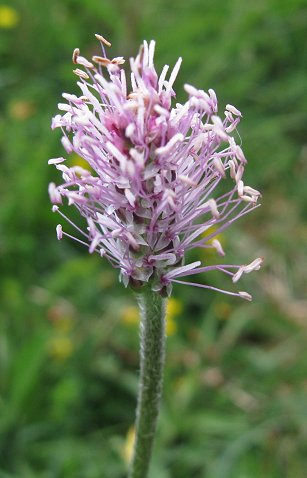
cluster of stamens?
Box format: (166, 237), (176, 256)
(49, 35), (262, 299)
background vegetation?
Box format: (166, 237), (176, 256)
(1, 0), (307, 476)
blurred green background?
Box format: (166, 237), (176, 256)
(1, 0), (307, 476)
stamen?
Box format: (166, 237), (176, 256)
(48, 157), (65, 165)
(56, 224), (63, 240)
(92, 56), (111, 66)
(226, 104), (242, 117)
(212, 157), (226, 177)
(178, 175), (197, 187)
(239, 291), (252, 301)
(50, 38), (261, 299)
(165, 57), (182, 93)
(212, 239), (225, 256)
(72, 48), (80, 64)
(76, 56), (94, 69)
(73, 69), (89, 80)
(95, 34), (112, 47)
(171, 279), (252, 300)
(155, 133), (184, 155)
(111, 56), (125, 65)
(48, 182), (62, 204)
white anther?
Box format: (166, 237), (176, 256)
(212, 239), (225, 256)
(178, 175), (197, 187)
(76, 56), (94, 68)
(212, 157), (226, 177)
(208, 88), (217, 107)
(130, 148), (145, 167)
(184, 84), (199, 96)
(239, 291), (252, 301)
(243, 257), (263, 273)
(229, 160), (236, 179)
(48, 157), (65, 165)
(235, 145), (247, 163)
(241, 195), (258, 203)
(235, 164), (244, 183)
(89, 234), (101, 253)
(207, 198), (220, 218)
(125, 123), (135, 138)
(233, 257), (263, 283)
(237, 180), (244, 197)
(56, 224), (63, 240)
(212, 115), (229, 141)
(226, 104), (242, 117)
(125, 188), (136, 207)
(243, 185), (261, 197)
(48, 182), (62, 204)
(155, 133), (184, 155)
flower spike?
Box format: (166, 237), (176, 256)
(49, 37), (262, 298)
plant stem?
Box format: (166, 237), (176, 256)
(128, 287), (167, 478)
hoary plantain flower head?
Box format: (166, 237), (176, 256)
(49, 36), (262, 299)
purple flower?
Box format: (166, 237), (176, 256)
(49, 36), (262, 299)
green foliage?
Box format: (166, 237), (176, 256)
(1, 0), (307, 476)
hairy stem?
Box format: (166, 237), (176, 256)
(128, 288), (167, 478)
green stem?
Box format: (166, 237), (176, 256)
(128, 287), (167, 478)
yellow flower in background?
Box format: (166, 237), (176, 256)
(121, 305), (139, 326)
(47, 302), (75, 361)
(48, 336), (74, 361)
(0, 6), (19, 28)
(52, 316), (74, 333)
(8, 100), (36, 120)
(165, 297), (182, 335)
(48, 303), (75, 332)
(99, 270), (116, 289)
(166, 315), (177, 336)
(122, 426), (135, 465)
(201, 225), (224, 245)
(199, 225), (225, 259)
(69, 153), (92, 171)
(121, 297), (182, 336)
(214, 301), (233, 320)
(167, 297), (183, 317)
